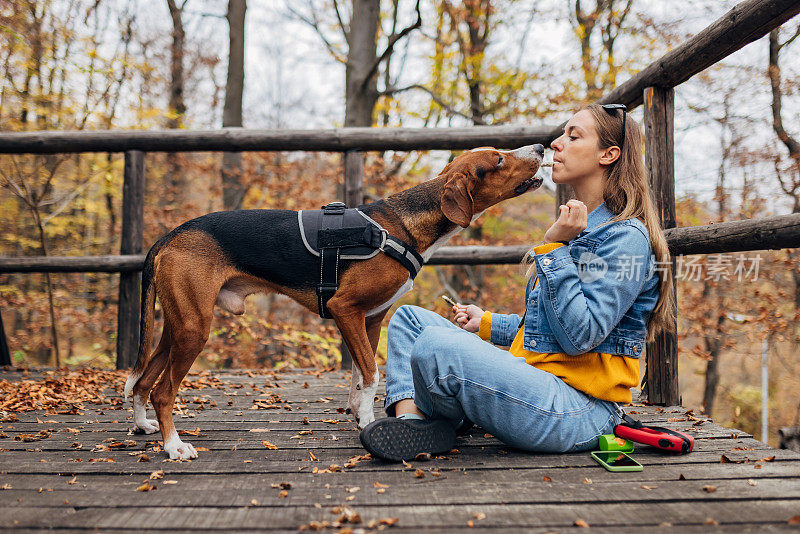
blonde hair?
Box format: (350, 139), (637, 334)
(526, 103), (676, 344)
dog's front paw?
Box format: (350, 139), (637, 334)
(357, 410), (375, 429)
(132, 419), (160, 435)
(164, 438), (198, 460)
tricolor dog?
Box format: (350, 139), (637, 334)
(124, 144), (544, 459)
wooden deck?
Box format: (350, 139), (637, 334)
(1, 367), (799, 532)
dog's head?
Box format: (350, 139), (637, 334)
(439, 144), (545, 228)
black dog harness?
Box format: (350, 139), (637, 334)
(298, 202), (425, 319)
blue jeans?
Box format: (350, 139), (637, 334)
(384, 305), (622, 453)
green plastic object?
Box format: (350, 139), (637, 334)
(598, 434), (634, 452)
(591, 451), (643, 472)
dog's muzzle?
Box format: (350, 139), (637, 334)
(514, 175), (544, 195)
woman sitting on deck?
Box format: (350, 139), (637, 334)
(359, 104), (676, 461)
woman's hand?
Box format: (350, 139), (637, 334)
(453, 304), (484, 333)
(543, 199), (588, 244)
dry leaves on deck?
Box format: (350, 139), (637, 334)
(0, 368), (127, 414)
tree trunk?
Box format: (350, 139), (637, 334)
(345, 0), (380, 127)
(164, 0), (187, 217)
(222, 0), (247, 210)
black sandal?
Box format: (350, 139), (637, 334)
(359, 417), (457, 461)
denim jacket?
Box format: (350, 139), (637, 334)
(489, 201), (660, 358)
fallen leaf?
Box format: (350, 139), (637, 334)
(747, 479), (757, 486)
(373, 482), (389, 489)
(414, 469), (425, 478)
(262, 441), (278, 450)
(249, 428), (271, 432)
(335, 506), (361, 524)
(543, 476), (552, 482)
(367, 518), (398, 527)
(149, 470), (164, 480)
(574, 519), (590, 528)
(704, 517), (719, 526)
(137, 454), (150, 462)
(788, 516), (800, 525)
(759, 455), (776, 462)
(702, 485), (717, 493)
(641, 485), (658, 490)
(583, 478), (592, 484)
(136, 482), (156, 492)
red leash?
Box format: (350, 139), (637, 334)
(614, 410), (694, 453)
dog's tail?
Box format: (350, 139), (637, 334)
(124, 235), (169, 401)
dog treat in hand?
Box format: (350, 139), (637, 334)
(441, 295), (459, 307)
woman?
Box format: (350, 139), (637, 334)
(359, 104), (676, 461)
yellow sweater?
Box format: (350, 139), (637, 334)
(477, 242), (639, 403)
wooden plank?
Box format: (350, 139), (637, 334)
(3, 500), (800, 530)
(4, 460), (799, 493)
(3, 477), (800, 508)
(116, 151), (145, 370)
(3, 447), (797, 476)
(643, 85), (680, 406)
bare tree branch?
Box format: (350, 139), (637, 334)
(285, 2), (347, 63)
(360, 0), (421, 91)
(382, 83), (484, 124)
(332, 0), (349, 44)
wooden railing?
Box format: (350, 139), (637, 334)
(1, 0), (799, 406)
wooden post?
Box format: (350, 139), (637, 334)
(0, 310), (11, 366)
(338, 150), (364, 368)
(643, 86), (680, 406)
(555, 184), (573, 217)
(116, 151), (145, 369)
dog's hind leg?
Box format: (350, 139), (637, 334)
(151, 310), (213, 460)
(130, 323), (171, 434)
(150, 258), (220, 460)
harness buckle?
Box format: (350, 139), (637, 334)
(377, 228), (388, 251)
(321, 201), (346, 215)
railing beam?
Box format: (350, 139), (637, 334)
(2, 212), (800, 273)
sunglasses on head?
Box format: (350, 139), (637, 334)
(600, 103), (627, 152)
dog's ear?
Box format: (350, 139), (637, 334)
(441, 172), (474, 228)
